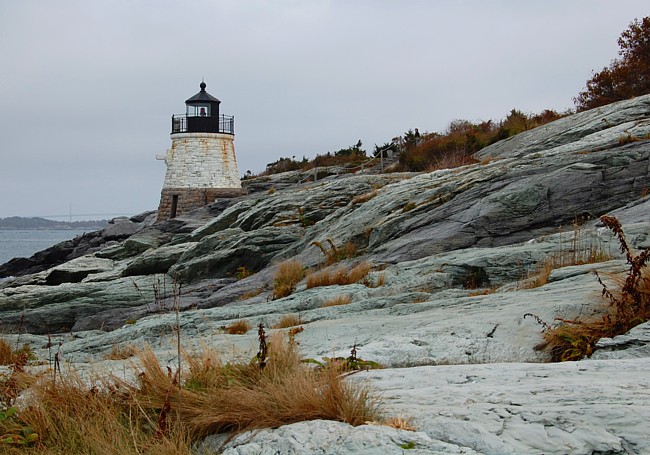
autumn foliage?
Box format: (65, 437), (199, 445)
(575, 16), (650, 111)
(398, 109), (564, 172)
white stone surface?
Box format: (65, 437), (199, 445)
(362, 358), (650, 455)
(161, 132), (241, 189)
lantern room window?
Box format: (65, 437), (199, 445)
(187, 104), (211, 117)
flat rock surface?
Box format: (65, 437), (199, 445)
(363, 358), (650, 455)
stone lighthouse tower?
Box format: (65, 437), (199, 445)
(157, 81), (245, 220)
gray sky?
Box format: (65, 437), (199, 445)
(1, 1), (648, 219)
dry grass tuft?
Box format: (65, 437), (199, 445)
(307, 268), (341, 288)
(225, 319), (252, 335)
(618, 132), (650, 145)
(374, 273), (386, 287)
(136, 332), (381, 437)
(272, 259), (305, 299)
(402, 202), (417, 213)
(0, 339), (15, 365)
(322, 295), (352, 307)
(273, 314), (301, 329)
(467, 286), (499, 297)
(351, 190), (378, 205)
(240, 287), (264, 301)
(519, 258), (554, 290)
(383, 415), (417, 431)
(0, 341), (33, 367)
(312, 239), (357, 266)
(306, 262), (372, 289)
(104, 344), (139, 360)
(348, 262), (372, 284)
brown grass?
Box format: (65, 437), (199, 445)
(383, 415), (417, 431)
(0, 339), (15, 365)
(240, 287), (264, 301)
(402, 202), (416, 213)
(104, 344), (139, 360)
(225, 320), (252, 335)
(312, 240), (358, 266)
(351, 190), (378, 205)
(348, 262), (372, 283)
(519, 258), (554, 290)
(0, 341), (33, 367)
(272, 259), (305, 299)
(424, 150), (478, 172)
(273, 314), (301, 329)
(306, 262), (372, 289)
(536, 215), (650, 361)
(322, 295), (352, 307)
(4, 369), (191, 454)
(467, 286), (499, 297)
(618, 133), (650, 145)
(136, 332), (382, 436)
(1, 333), (382, 453)
(520, 221), (612, 290)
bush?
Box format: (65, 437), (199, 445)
(575, 16), (650, 111)
(397, 110), (564, 172)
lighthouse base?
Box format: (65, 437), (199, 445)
(157, 187), (247, 221)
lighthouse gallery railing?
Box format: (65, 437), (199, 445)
(171, 114), (235, 135)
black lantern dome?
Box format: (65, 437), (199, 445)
(185, 81), (221, 117)
(171, 81), (234, 135)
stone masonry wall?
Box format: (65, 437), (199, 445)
(161, 133), (241, 189)
(157, 187), (246, 220)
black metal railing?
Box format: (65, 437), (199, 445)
(171, 114), (235, 135)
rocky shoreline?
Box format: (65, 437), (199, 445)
(1, 95), (650, 453)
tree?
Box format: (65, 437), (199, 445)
(575, 16), (650, 111)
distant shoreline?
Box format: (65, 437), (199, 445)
(0, 227), (102, 231)
(0, 216), (108, 231)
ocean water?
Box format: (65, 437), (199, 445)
(0, 230), (89, 266)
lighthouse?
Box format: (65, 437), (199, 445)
(157, 81), (245, 220)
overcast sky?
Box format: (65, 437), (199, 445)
(1, 1), (648, 219)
